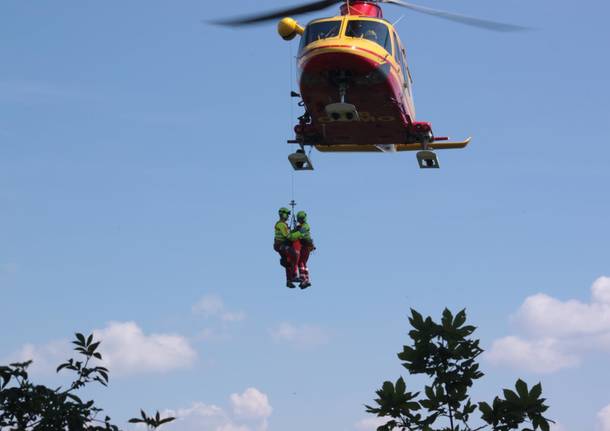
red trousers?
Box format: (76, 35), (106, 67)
(298, 243), (313, 283)
(274, 241), (299, 282)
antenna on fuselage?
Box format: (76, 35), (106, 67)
(393, 14), (406, 25)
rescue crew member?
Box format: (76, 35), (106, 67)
(274, 207), (301, 288)
(295, 210), (315, 289)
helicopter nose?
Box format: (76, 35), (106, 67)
(301, 47), (380, 76)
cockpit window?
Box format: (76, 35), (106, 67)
(299, 20), (341, 51)
(345, 20), (392, 53)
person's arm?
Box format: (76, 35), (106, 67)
(289, 229), (302, 241)
(299, 224), (311, 240)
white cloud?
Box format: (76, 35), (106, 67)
(598, 404), (610, 431)
(550, 423), (568, 431)
(156, 402), (233, 431)
(593, 277), (610, 304)
(8, 322), (196, 377)
(93, 322), (196, 375)
(355, 416), (389, 431)
(193, 294), (246, 322)
(11, 339), (71, 374)
(487, 276), (610, 373)
(270, 322), (330, 349)
(150, 389), (271, 431)
(514, 283), (610, 338)
(193, 295), (224, 315)
(486, 336), (578, 373)
(230, 388), (272, 420)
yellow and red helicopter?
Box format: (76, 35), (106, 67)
(218, 0), (525, 169)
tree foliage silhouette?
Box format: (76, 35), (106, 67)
(366, 309), (552, 431)
(0, 333), (174, 430)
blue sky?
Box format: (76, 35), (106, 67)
(1, 0), (609, 430)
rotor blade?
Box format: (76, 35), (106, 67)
(212, 0), (341, 26)
(383, 0), (530, 32)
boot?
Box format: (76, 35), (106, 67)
(299, 281), (311, 289)
(286, 281), (296, 288)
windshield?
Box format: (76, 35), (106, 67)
(299, 20), (341, 51)
(345, 20), (392, 53)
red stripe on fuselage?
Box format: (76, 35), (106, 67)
(300, 44), (387, 62)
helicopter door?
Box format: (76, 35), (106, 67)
(392, 33), (410, 93)
(401, 48), (413, 96)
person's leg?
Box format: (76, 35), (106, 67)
(299, 246), (312, 288)
(275, 244), (294, 287)
(274, 243), (285, 266)
(299, 247), (310, 283)
(282, 244), (297, 287)
(290, 241), (301, 282)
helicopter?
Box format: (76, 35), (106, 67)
(217, 0), (526, 169)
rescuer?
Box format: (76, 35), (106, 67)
(274, 207), (301, 288)
(295, 210), (315, 289)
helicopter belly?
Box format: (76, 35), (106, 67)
(298, 48), (411, 147)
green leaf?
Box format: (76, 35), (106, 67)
(395, 377), (406, 395)
(66, 393), (83, 404)
(98, 370), (109, 383)
(409, 309), (425, 329)
(460, 325), (477, 335)
(454, 309), (467, 328)
(160, 417), (176, 424)
(425, 385), (435, 400)
(442, 308), (453, 327)
(503, 389), (519, 403)
(419, 399), (435, 409)
(529, 382), (542, 400)
(128, 418), (145, 424)
(478, 402), (493, 417)
(515, 379), (529, 400)
(75, 333), (86, 345)
(405, 402), (421, 410)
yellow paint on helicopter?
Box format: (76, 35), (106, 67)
(280, 15), (414, 114)
(277, 17), (305, 40)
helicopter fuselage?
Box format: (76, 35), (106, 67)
(294, 11), (433, 151)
